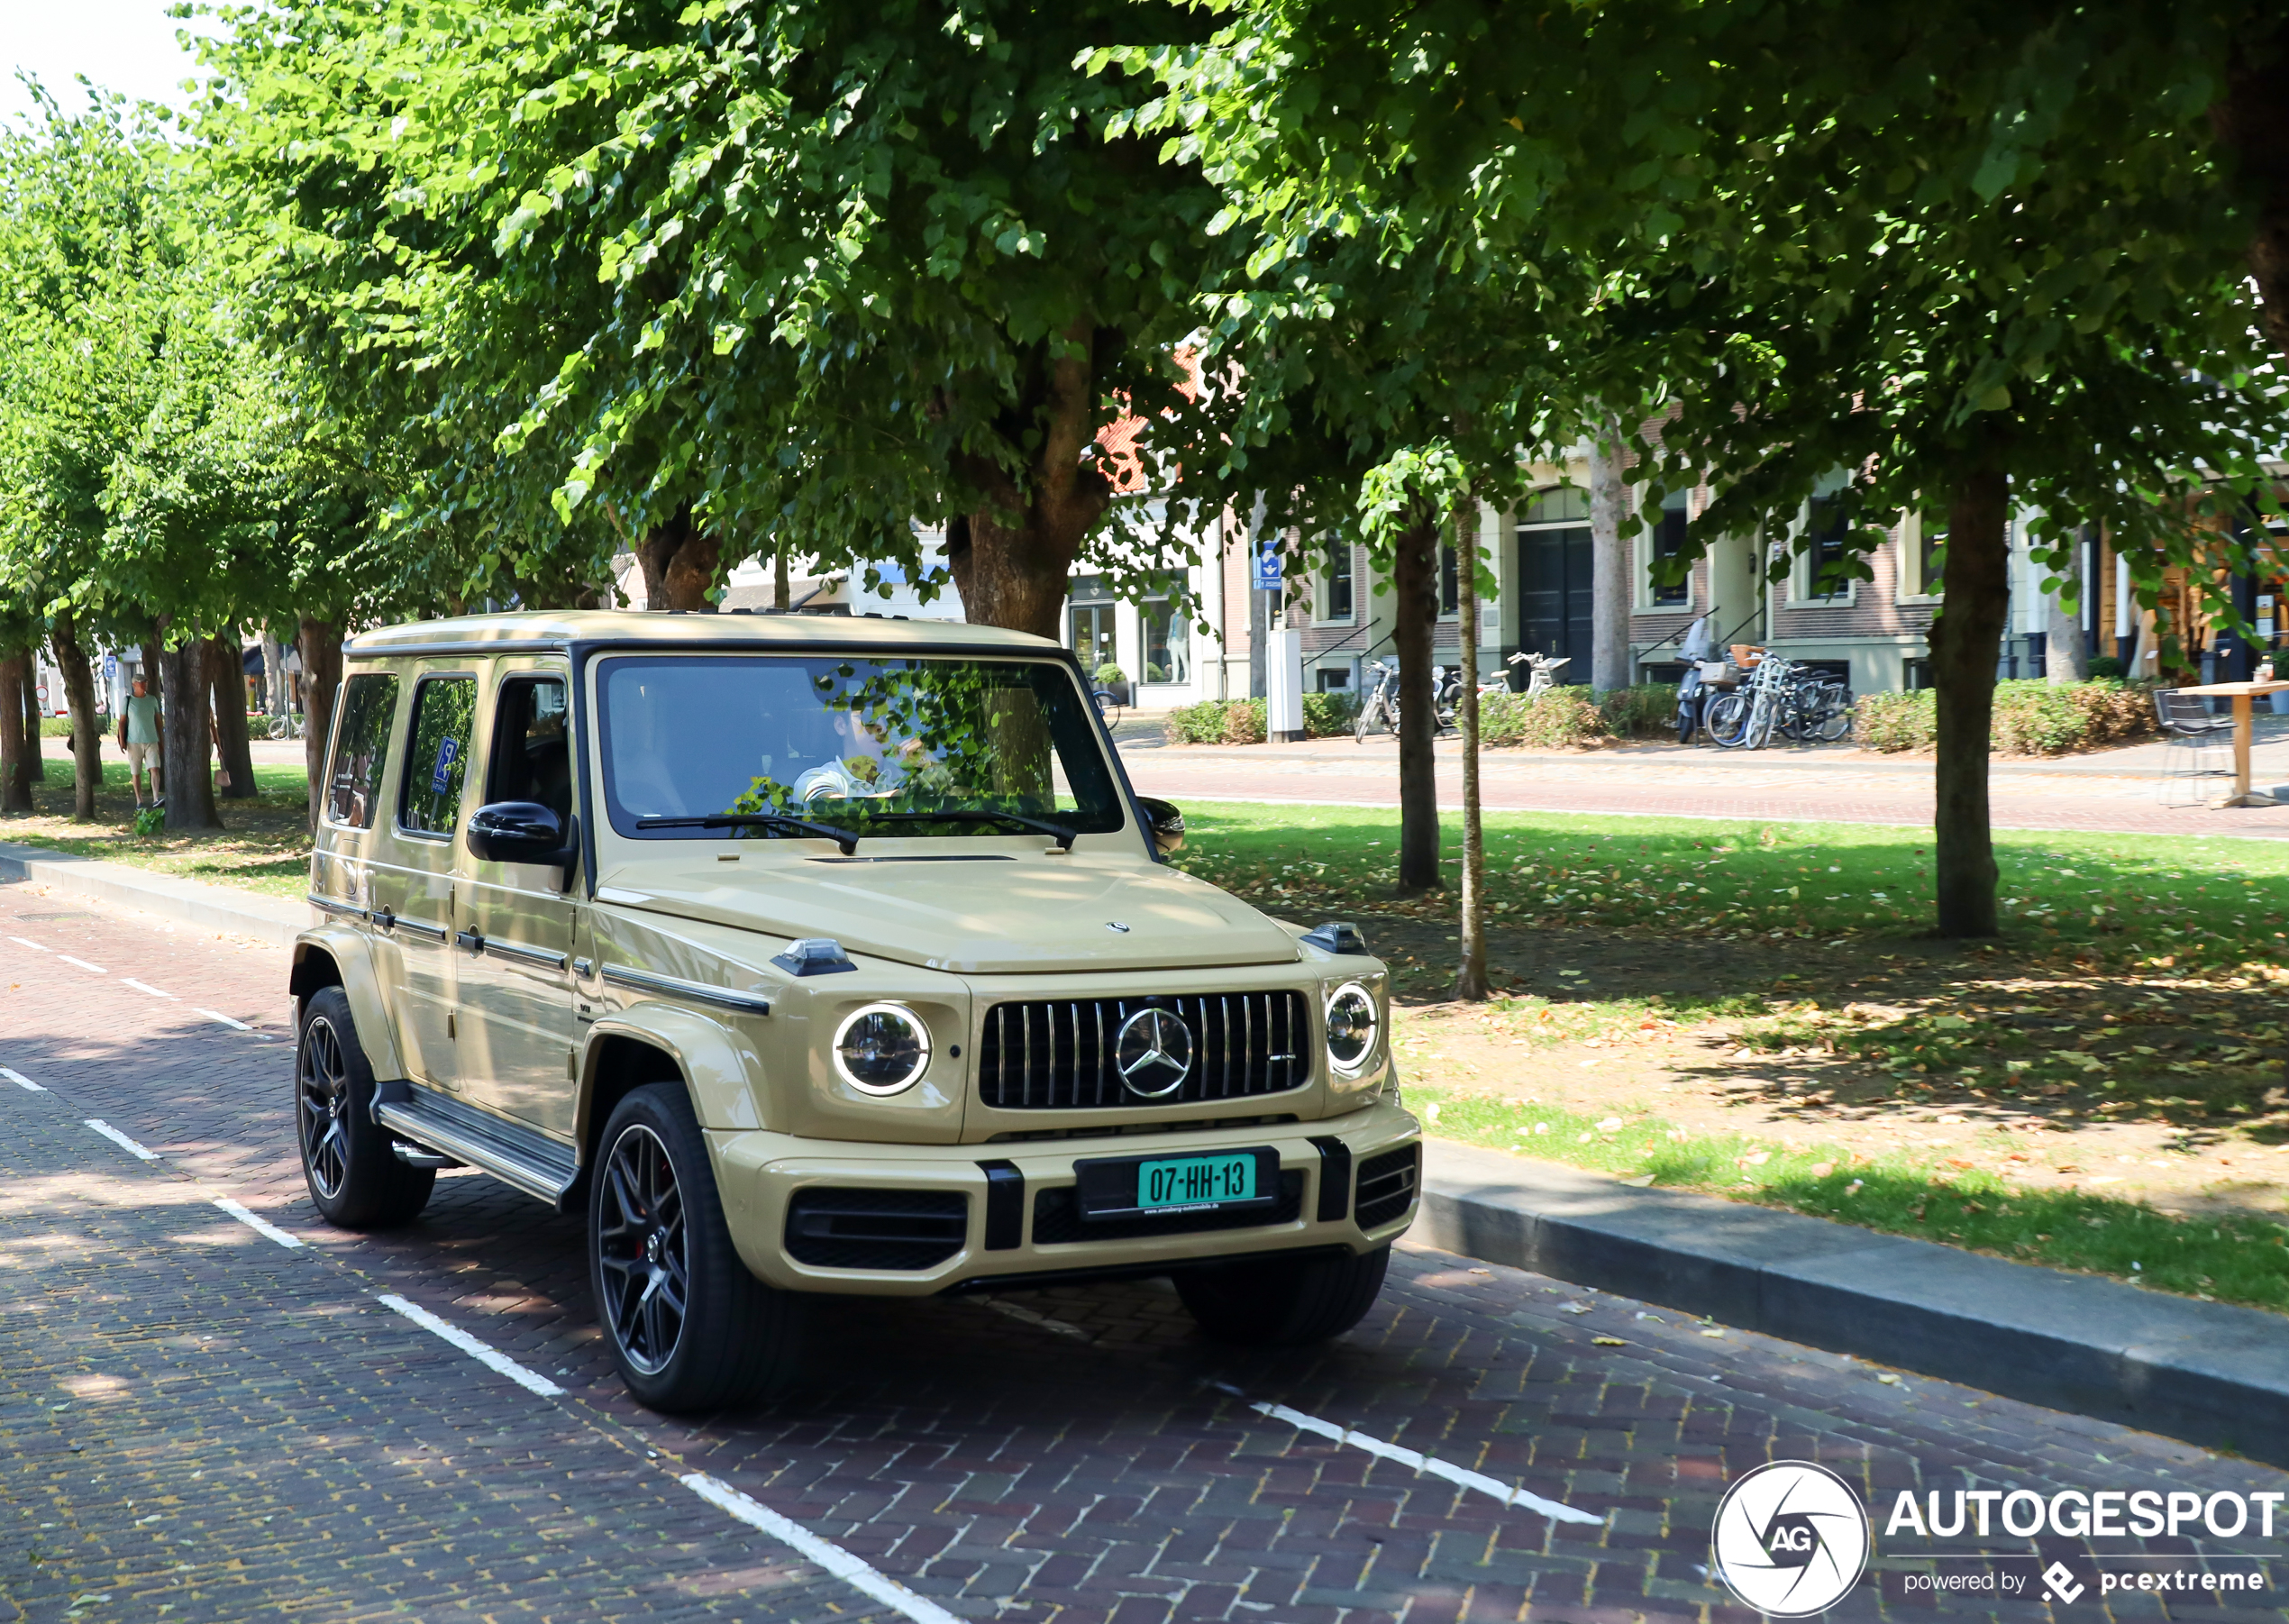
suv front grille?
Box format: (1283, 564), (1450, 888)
(1354, 1145), (1420, 1230)
(979, 992), (1312, 1110)
(784, 1188), (968, 1271)
(1031, 1170), (1307, 1245)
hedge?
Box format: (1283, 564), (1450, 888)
(1163, 693), (1357, 744)
(1479, 688), (1609, 748)
(1855, 678), (2161, 756)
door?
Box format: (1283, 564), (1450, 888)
(373, 668), (479, 1089)
(455, 664), (581, 1136)
(1518, 525), (1593, 670)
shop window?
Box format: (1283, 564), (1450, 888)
(1141, 599), (1190, 684)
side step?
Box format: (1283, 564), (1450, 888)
(391, 1142), (462, 1171)
(373, 1084), (578, 1205)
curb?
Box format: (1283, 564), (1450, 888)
(0, 839), (306, 950)
(1419, 1139), (2289, 1467)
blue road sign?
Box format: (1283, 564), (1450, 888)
(1253, 539), (1282, 591)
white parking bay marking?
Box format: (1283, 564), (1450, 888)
(1, 1067), (45, 1091)
(376, 1294), (564, 1398)
(122, 978), (174, 999)
(681, 1473), (964, 1624)
(58, 955), (106, 974)
(195, 1008), (253, 1031)
(1225, 1386), (1604, 1524)
(7, 936), (49, 952)
(85, 1119), (160, 1161)
(214, 1198), (304, 1250)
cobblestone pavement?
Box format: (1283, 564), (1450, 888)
(1118, 739), (2289, 842)
(5, 880), (2289, 1622)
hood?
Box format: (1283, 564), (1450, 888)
(592, 853), (1303, 974)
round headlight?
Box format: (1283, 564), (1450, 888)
(1325, 982), (1379, 1074)
(833, 1003), (931, 1094)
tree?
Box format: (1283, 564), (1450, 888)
(1587, 415), (1630, 695)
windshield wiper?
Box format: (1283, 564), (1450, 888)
(860, 809), (1078, 850)
(635, 813), (861, 855)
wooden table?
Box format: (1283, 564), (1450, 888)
(2171, 680), (2289, 806)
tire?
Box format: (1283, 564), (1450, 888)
(1354, 697), (1382, 743)
(1175, 1245), (1391, 1347)
(589, 1082), (805, 1413)
(296, 987), (434, 1228)
(1704, 691), (1751, 748)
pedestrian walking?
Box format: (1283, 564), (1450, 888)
(118, 676), (163, 807)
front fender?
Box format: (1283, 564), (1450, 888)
(293, 926), (407, 1081)
(580, 1003), (767, 1140)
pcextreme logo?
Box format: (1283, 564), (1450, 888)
(1710, 1460), (1873, 1616)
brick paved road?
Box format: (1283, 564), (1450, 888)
(5, 880), (2288, 1622)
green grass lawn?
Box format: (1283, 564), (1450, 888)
(0, 758), (312, 898)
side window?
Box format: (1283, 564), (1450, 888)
(399, 676), (479, 837)
(485, 675), (573, 826)
(325, 672), (400, 830)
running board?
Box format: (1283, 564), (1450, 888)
(373, 1085), (578, 1206)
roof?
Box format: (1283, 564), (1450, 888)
(342, 609), (1057, 657)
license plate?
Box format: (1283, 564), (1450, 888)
(1074, 1146), (1279, 1220)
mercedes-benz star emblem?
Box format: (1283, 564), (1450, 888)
(1114, 1008), (1194, 1098)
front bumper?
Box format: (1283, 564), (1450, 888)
(709, 1101), (1421, 1296)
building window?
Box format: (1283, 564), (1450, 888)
(1141, 598), (1190, 685)
(1438, 543), (1458, 616)
(1650, 491), (1691, 607)
(1920, 515), (1945, 597)
(1069, 575), (1117, 678)
(1321, 540), (1355, 622)
(1794, 484), (1856, 604)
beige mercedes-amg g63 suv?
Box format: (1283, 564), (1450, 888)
(291, 611), (1418, 1410)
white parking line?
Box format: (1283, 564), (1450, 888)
(122, 978), (174, 999)
(195, 1008), (253, 1031)
(58, 955), (106, 974)
(85, 1119), (160, 1161)
(214, 1198), (305, 1250)
(1, 1067), (45, 1091)
(681, 1473), (963, 1624)
(7, 936), (48, 951)
(1221, 1385), (1604, 1524)
(376, 1294), (564, 1397)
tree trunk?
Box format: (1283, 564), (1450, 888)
(1588, 414), (1632, 694)
(51, 613), (103, 819)
(1391, 510), (1443, 893)
(158, 639), (222, 831)
(298, 617), (343, 834)
(1454, 506), (1487, 999)
(0, 652), (31, 813)
(210, 634), (258, 799)
(945, 322), (1112, 637)
(774, 549), (790, 611)
(19, 662), (41, 794)
(1930, 461), (2011, 938)
(140, 639), (162, 704)
(635, 506), (725, 612)
(2044, 560), (2089, 683)
(2215, 20), (2289, 362)
(262, 625), (287, 717)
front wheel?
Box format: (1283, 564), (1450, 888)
(296, 987), (433, 1228)
(1704, 691), (1751, 748)
(1175, 1245), (1391, 1346)
(590, 1083), (806, 1413)
(1354, 696), (1382, 743)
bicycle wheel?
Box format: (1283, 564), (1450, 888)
(1092, 689), (1124, 729)
(1746, 694), (1778, 750)
(1813, 686), (1855, 743)
(1354, 696), (1382, 743)
(1705, 691), (1751, 748)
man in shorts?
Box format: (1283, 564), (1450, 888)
(117, 676), (163, 807)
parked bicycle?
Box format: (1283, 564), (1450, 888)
(1354, 659), (1400, 742)
(1507, 650), (1572, 698)
(1703, 654), (1854, 749)
(1091, 689), (1126, 729)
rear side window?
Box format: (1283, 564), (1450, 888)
(326, 672), (400, 830)
(486, 675), (572, 827)
(399, 676), (479, 836)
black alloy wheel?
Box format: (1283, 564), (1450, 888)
(295, 986), (433, 1228)
(595, 1122), (689, 1376)
(587, 1083), (806, 1412)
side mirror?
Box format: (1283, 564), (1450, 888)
(468, 801), (575, 870)
(1137, 796), (1185, 855)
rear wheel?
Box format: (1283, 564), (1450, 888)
(296, 987), (433, 1228)
(1705, 691), (1751, 748)
(1175, 1245), (1391, 1346)
(590, 1082), (805, 1413)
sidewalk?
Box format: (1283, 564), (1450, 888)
(0, 839), (306, 948)
(1122, 728), (2289, 840)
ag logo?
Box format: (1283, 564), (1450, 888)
(1710, 1460), (1870, 1616)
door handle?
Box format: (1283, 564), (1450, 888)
(456, 928), (486, 956)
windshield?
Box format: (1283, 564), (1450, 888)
(597, 653), (1127, 844)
